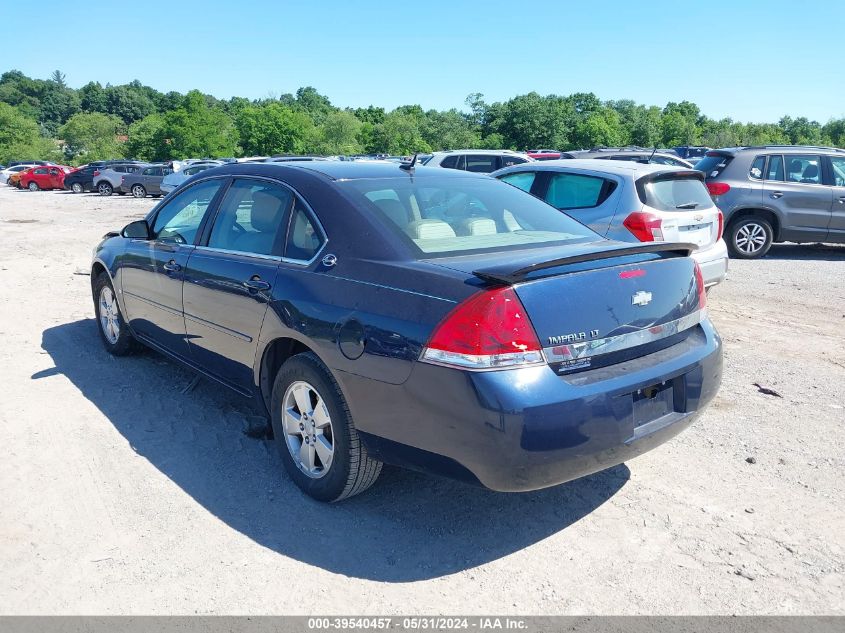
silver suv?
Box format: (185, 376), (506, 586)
(491, 159), (728, 287)
(696, 145), (845, 258)
(422, 149), (533, 173)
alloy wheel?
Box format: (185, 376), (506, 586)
(72, 183), (83, 193)
(282, 381), (335, 478)
(98, 286), (120, 344)
(734, 222), (767, 255)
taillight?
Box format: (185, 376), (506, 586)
(421, 286), (544, 370)
(93, 170), (100, 177)
(694, 262), (707, 309)
(716, 209), (724, 240)
(706, 182), (730, 196)
(623, 211), (663, 242)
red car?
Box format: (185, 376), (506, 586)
(20, 165), (67, 191)
(526, 149), (562, 160)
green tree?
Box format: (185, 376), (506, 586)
(371, 111), (431, 154)
(0, 103), (59, 163)
(420, 109), (481, 150)
(235, 102), (313, 156)
(104, 85), (155, 124)
(59, 112), (125, 163)
(571, 108), (624, 148)
(313, 110), (362, 155)
(125, 113), (167, 161)
(161, 91), (238, 158)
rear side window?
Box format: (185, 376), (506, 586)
(638, 177), (714, 212)
(749, 156), (765, 180)
(500, 155), (528, 168)
(785, 155), (821, 184)
(465, 155), (498, 173)
(498, 171), (536, 193)
(696, 153), (732, 179)
(545, 173), (616, 210)
(285, 200), (325, 262)
(766, 155), (784, 181)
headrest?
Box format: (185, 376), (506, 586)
(251, 191), (285, 232)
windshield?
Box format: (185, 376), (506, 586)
(342, 176), (598, 257)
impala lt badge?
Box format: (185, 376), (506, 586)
(632, 290), (653, 306)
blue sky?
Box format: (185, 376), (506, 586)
(2, 0), (843, 123)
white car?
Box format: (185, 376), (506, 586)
(0, 164), (38, 184)
(422, 149), (533, 173)
(492, 159), (729, 288)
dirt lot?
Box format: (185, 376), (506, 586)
(0, 186), (843, 615)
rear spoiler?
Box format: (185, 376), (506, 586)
(472, 242), (696, 285)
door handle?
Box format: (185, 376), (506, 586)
(770, 191), (783, 199)
(243, 278), (271, 292)
(163, 260), (181, 272)
(838, 196), (845, 203)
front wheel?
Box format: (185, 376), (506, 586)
(71, 182), (83, 193)
(93, 272), (138, 356)
(727, 216), (773, 259)
(28, 181), (39, 191)
(270, 352), (382, 502)
(97, 181), (113, 196)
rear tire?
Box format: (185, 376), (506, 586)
(28, 181), (39, 191)
(727, 216), (773, 259)
(131, 184), (146, 198)
(71, 182), (83, 193)
(270, 352), (382, 502)
(93, 272), (139, 356)
(97, 181), (113, 196)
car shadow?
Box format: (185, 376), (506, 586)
(764, 242), (845, 261)
(36, 319), (629, 582)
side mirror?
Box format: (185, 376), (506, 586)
(121, 219), (151, 239)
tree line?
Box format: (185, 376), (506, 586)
(1, 69), (844, 166)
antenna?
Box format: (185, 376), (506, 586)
(400, 152), (418, 171)
(648, 146), (658, 163)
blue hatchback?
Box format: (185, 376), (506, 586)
(91, 161), (722, 501)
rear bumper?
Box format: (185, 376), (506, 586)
(343, 319), (723, 492)
(692, 239), (728, 287)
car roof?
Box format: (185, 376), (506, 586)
(430, 149), (526, 156)
(499, 158), (693, 177)
(714, 145), (845, 155)
(201, 160), (491, 182)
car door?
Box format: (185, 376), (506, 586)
(120, 178), (227, 358)
(31, 167), (48, 187)
(823, 155), (845, 241)
(181, 178), (292, 391)
(48, 167), (63, 189)
(762, 154), (831, 242)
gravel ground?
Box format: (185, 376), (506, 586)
(0, 186), (843, 615)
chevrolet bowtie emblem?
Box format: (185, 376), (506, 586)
(632, 290), (653, 306)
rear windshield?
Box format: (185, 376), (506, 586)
(638, 176), (714, 212)
(695, 153), (732, 179)
(342, 176), (597, 257)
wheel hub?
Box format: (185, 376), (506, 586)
(282, 381), (334, 478)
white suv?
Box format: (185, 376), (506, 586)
(492, 159), (728, 288)
(423, 150), (533, 173)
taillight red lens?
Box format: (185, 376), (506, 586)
(421, 286), (543, 370)
(694, 262), (707, 309)
(706, 182), (730, 196)
(623, 211), (663, 242)
(93, 170), (100, 177)
(716, 209), (724, 240)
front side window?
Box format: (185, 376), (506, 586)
(499, 171), (536, 193)
(151, 179), (224, 244)
(207, 179), (293, 256)
(545, 173), (614, 210)
(285, 200), (325, 261)
(830, 156), (845, 187)
(750, 155), (765, 180)
(343, 176), (596, 256)
(786, 155), (821, 184)
(440, 155), (460, 169)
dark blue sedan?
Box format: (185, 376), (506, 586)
(91, 161), (722, 502)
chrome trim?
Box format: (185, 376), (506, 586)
(542, 309), (705, 364)
(192, 245), (282, 262)
(183, 312), (253, 342)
